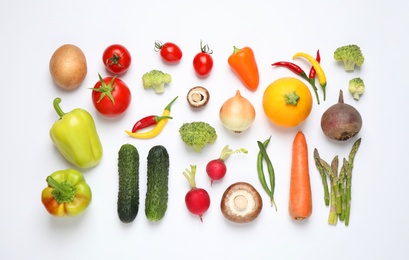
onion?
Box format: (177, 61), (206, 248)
(219, 90), (256, 133)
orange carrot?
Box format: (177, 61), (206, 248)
(289, 131), (312, 221)
(228, 46), (259, 91)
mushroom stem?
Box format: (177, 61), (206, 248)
(187, 86), (210, 108)
(233, 195), (248, 211)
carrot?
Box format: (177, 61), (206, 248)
(289, 131), (312, 221)
(228, 46), (259, 91)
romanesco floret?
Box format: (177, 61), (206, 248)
(179, 121), (218, 152)
(142, 69), (172, 93)
(334, 44), (364, 72)
(348, 77), (365, 100)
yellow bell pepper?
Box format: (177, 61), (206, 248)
(50, 97), (103, 168)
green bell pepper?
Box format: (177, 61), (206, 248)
(50, 97), (103, 168)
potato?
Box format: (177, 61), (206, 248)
(49, 44), (87, 90)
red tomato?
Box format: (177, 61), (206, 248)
(193, 41), (213, 78)
(154, 41), (182, 64)
(91, 75), (131, 117)
(102, 44), (131, 74)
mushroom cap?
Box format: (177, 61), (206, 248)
(220, 182), (263, 223)
(186, 86), (210, 108)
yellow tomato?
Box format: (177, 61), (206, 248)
(262, 77), (313, 127)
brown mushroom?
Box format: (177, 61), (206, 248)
(186, 86), (210, 108)
(220, 182), (263, 223)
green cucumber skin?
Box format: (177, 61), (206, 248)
(145, 145), (169, 222)
(117, 144), (139, 223)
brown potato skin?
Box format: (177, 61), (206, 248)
(49, 44), (87, 90)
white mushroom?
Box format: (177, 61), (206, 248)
(220, 182), (263, 223)
(186, 86), (210, 108)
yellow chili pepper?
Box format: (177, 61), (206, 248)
(293, 52), (327, 100)
(125, 96), (178, 139)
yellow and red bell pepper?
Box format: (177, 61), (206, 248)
(41, 168), (92, 217)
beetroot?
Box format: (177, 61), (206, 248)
(321, 90), (362, 141)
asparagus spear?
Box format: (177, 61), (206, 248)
(338, 159), (348, 221)
(345, 138), (362, 226)
(313, 148), (330, 206)
(330, 156), (341, 214)
(319, 157), (341, 225)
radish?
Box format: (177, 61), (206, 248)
(182, 165), (210, 222)
(206, 145), (248, 186)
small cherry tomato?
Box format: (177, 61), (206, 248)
(193, 41), (213, 78)
(154, 41), (183, 64)
(91, 74), (131, 117)
(102, 44), (131, 74)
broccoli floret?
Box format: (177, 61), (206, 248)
(142, 69), (172, 93)
(348, 77), (365, 100)
(334, 44), (364, 72)
(179, 122), (218, 152)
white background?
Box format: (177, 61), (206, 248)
(1, 0), (407, 259)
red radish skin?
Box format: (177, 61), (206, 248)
(182, 165), (211, 222)
(185, 188), (211, 222)
(206, 159), (227, 186)
(206, 145), (248, 186)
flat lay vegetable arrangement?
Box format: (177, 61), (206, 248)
(44, 41), (365, 227)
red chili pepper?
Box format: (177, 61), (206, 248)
(272, 61), (320, 105)
(132, 115), (173, 133)
(272, 61), (310, 80)
(308, 50), (321, 79)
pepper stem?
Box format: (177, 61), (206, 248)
(165, 96), (178, 111)
(53, 97), (66, 118)
(219, 145), (248, 161)
(46, 176), (76, 204)
(155, 115), (173, 122)
(232, 46), (241, 54)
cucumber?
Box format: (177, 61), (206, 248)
(117, 143), (139, 223)
(145, 145), (169, 221)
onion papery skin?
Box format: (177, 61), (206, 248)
(219, 90), (256, 133)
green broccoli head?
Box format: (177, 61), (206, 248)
(142, 69), (172, 93)
(334, 44), (364, 72)
(179, 122), (218, 152)
(348, 77), (365, 100)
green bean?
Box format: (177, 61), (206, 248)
(257, 137), (277, 211)
(257, 138), (272, 198)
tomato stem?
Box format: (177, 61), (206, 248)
(90, 74), (116, 104)
(200, 40), (213, 54)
